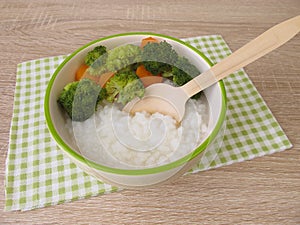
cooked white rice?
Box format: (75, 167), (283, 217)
(66, 96), (209, 169)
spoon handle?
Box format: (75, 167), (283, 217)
(182, 15), (300, 97)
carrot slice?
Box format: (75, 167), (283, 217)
(136, 64), (155, 78)
(81, 70), (114, 87)
(98, 71), (115, 87)
(83, 72), (100, 83)
(140, 37), (159, 48)
(75, 64), (89, 81)
(140, 75), (163, 87)
(136, 64), (163, 87)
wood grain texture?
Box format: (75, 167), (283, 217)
(0, 0), (299, 224)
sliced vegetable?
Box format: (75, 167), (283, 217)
(98, 71), (115, 87)
(75, 64), (89, 81)
(135, 64), (163, 87)
(136, 64), (156, 78)
(82, 71), (100, 84)
(140, 75), (163, 87)
(140, 37), (159, 48)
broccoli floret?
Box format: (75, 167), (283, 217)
(58, 78), (105, 121)
(84, 45), (107, 66)
(105, 44), (142, 72)
(105, 72), (129, 102)
(118, 78), (144, 105)
(105, 70), (144, 105)
(88, 44), (141, 76)
(57, 81), (78, 119)
(171, 56), (201, 99)
(142, 41), (178, 75)
(117, 63), (139, 74)
(98, 87), (108, 102)
(172, 56), (200, 86)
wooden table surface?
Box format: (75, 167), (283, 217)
(1, 0), (299, 224)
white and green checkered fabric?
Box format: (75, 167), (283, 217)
(5, 35), (292, 211)
(184, 35), (292, 171)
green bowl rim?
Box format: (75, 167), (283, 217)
(44, 32), (227, 175)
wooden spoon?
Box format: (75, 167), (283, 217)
(124, 15), (300, 122)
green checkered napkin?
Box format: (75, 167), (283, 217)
(5, 35), (292, 211)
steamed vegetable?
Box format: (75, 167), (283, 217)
(139, 75), (163, 87)
(172, 56), (201, 99)
(88, 44), (142, 75)
(136, 64), (163, 87)
(172, 56), (200, 86)
(140, 37), (159, 48)
(75, 45), (107, 79)
(84, 45), (107, 66)
(118, 78), (144, 105)
(105, 70), (144, 105)
(136, 64), (156, 78)
(75, 64), (89, 81)
(105, 44), (142, 72)
(98, 71), (115, 87)
(142, 41), (178, 75)
(59, 37), (203, 121)
(58, 78), (107, 121)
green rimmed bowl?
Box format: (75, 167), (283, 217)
(44, 32), (227, 188)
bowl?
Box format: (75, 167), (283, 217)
(44, 32), (227, 188)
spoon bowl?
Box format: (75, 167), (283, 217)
(123, 83), (189, 122)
